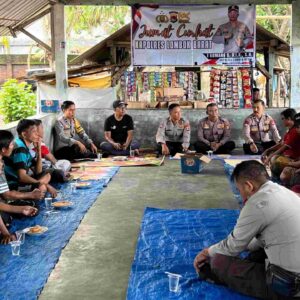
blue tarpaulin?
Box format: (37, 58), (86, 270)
(224, 163), (243, 206)
(0, 167), (119, 300)
(127, 207), (254, 300)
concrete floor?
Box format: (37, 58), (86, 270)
(40, 159), (239, 300)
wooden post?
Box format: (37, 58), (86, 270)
(291, 0), (300, 108)
(51, 3), (68, 101)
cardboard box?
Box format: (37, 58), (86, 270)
(180, 154), (211, 174)
(127, 101), (148, 109)
(163, 87), (185, 97)
(193, 101), (209, 109)
(181, 155), (203, 174)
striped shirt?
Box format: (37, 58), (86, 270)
(3, 138), (35, 187)
(0, 163), (9, 194)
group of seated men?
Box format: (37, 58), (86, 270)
(0, 118), (73, 244)
(1, 98), (300, 298)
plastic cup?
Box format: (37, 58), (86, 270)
(10, 241), (21, 256)
(45, 197), (53, 210)
(97, 153), (102, 160)
(70, 182), (76, 193)
(129, 149), (135, 157)
(207, 150), (213, 158)
(15, 230), (25, 245)
(166, 272), (181, 292)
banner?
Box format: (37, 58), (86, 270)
(132, 4), (256, 67)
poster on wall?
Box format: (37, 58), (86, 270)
(132, 4), (256, 67)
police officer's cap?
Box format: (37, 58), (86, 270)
(228, 5), (239, 13)
(294, 113), (300, 126)
(113, 100), (128, 109)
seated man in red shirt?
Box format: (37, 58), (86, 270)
(262, 109), (300, 178)
(279, 113), (300, 189)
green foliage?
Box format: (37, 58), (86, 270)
(0, 79), (36, 124)
(256, 5), (291, 43)
(65, 6), (130, 37)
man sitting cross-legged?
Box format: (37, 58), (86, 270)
(194, 160), (300, 299)
(0, 130), (40, 244)
(3, 119), (57, 198)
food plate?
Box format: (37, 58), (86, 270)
(25, 225), (48, 235)
(112, 156), (128, 161)
(52, 201), (73, 208)
(76, 182), (91, 189)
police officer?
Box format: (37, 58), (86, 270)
(195, 103), (235, 154)
(156, 103), (190, 156)
(54, 101), (98, 160)
(243, 100), (281, 155)
(194, 160), (300, 299)
(212, 5), (253, 53)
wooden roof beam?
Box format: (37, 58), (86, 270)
(19, 28), (52, 52)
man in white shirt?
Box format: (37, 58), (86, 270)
(194, 160), (300, 299)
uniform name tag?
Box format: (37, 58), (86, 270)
(251, 126), (258, 132)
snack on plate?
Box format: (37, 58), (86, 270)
(76, 182), (91, 188)
(52, 201), (72, 207)
(112, 156), (128, 161)
(29, 225), (43, 234)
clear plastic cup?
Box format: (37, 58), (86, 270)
(10, 241), (21, 256)
(45, 197), (53, 210)
(15, 230), (25, 245)
(129, 149), (135, 157)
(207, 150), (213, 158)
(166, 272), (181, 292)
(70, 182), (76, 193)
(97, 153), (102, 160)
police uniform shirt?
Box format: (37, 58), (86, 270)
(54, 116), (92, 151)
(212, 21), (253, 53)
(104, 114), (134, 144)
(198, 117), (231, 145)
(208, 181), (300, 273)
(156, 117), (191, 149)
(243, 113), (281, 144)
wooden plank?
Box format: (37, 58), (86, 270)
(60, 0), (291, 4)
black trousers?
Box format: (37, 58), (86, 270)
(199, 250), (300, 299)
(55, 144), (97, 161)
(157, 142), (185, 156)
(243, 141), (276, 155)
(194, 141), (235, 154)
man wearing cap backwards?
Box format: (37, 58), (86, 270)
(212, 5), (253, 53)
(100, 100), (140, 156)
(156, 103), (190, 156)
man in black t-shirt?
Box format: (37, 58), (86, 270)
(100, 100), (140, 156)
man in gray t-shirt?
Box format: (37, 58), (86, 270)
(194, 160), (300, 299)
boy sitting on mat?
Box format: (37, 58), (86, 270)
(0, 130), (39, 244)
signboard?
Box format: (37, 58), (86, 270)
(40, 100), (60, 113)
(132, 4), (256, 67)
